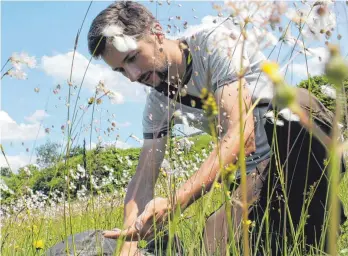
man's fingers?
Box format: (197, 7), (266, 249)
(102, 227), (139, 240)
(135, 219), (144, 232)
(102, 230), (121, 239)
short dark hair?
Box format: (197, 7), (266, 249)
(87, 1), (156, 58)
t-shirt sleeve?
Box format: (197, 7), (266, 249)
(204, 26), (251, 92)
(142, 91), (171, 139)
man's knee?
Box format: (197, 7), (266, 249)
(204, 208), (227, 236)
(203, 208), (229, 255)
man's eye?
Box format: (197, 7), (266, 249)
(127, 52), (139, 63)
(114, 67), (125, 73)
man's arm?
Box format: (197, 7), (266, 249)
(175, 80), (256, 209)
(123, 137), (167, 228)
(104, 136), (167, 254)
(103, 82), (256, 241)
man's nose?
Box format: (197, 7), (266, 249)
(124, 64), (141, 82)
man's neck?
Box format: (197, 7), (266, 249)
(166, 39), (187, 85)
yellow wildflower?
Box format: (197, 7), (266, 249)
(243, 219), (252, 226)
(33, 240), (44, 250)
(161, 170), (167, 177)
(260, 61), (283, 84)
(214, 182), (221, 189)
(261, 61), (296, 108)
(88, 97), (95, 105)
(201, 88), (218, 118)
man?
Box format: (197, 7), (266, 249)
(88, 1), (345, 255)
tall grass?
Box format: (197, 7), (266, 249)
(1, 1), (348, 256)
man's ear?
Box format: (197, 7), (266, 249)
(151, 23), (165, 44)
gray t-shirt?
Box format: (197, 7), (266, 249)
(142, 25), (273, 173)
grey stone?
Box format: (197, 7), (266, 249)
(46, 230), (116, 256)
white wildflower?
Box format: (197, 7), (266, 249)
(77, 164), (86, 177)
(264, 111), (284, 126)
(0, 179), (14, 194)
(225, 1), (277, 26)
(173, 110), (189, 126)
(23, 166), (31, 176)
(10, 52), (36, 69)
(303, 4), (336, 40)
(69, 182), (76, 191)
(265, 108), (300, 126)
(69, 169), (77, 180)
(161, 159), (171, 172)
(21, 53), (37, 68)
(7, 69), (27, 80)
(281, 29), (304, 48)
(286, 3), (336, 41)
(177, 137), (193, 151)
(278, 108), (300, 122)
(130, 134), (143, 144)
(108, 91), (124, 104)
(96, 80), (106, 94)
(116, 155), (123, 163)
(173, 110), (182, 118)
(124, 156), (132, 167)
(102, 25), (137, 52)
(103, 165), (111, 171)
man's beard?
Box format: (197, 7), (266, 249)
(137, 67), (169, 88)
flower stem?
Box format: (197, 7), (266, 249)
(327, 87), (342, 256)
(0, 58), (10, 73)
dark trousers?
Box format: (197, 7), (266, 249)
(246, 88), (346, 255)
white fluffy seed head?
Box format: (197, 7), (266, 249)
(102, 25), (124, 37)
(112, 35), (137, 52)
(102, 25), (137, 52)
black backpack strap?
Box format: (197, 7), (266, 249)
(154, 41), (205, 109)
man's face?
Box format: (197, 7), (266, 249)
(102, 36), (168, 87)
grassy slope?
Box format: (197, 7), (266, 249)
(1, 134), (347, 254)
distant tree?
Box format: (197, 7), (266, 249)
(297, 76), (348, 124)
(0, 167), (12, 177)
(36, 140), (61, 169)
(69, 145), (84, 157)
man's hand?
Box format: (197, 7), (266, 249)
(119, 242), (142, 256)
(103, 197), (170, 241)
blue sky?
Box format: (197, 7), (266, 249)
(1, 1), (347, 171)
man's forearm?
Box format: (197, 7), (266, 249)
(122, 138), (166, 228)
(175, 124), (255, 210)
(123, 172), (157, 228)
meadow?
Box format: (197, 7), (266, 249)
(1, 1), (348, 255)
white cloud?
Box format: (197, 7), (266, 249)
(0, 111), (46, 141)
(24, 110), (49, 123)
(40, 51), (146, 103)
(0, 153), (36, 173)
(289, 47), (329, 79)
(113, 140), (132, 149)
(168, 15), (230, 39)
(320, 84), (336, 99)
(88, 142), (97, 150)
